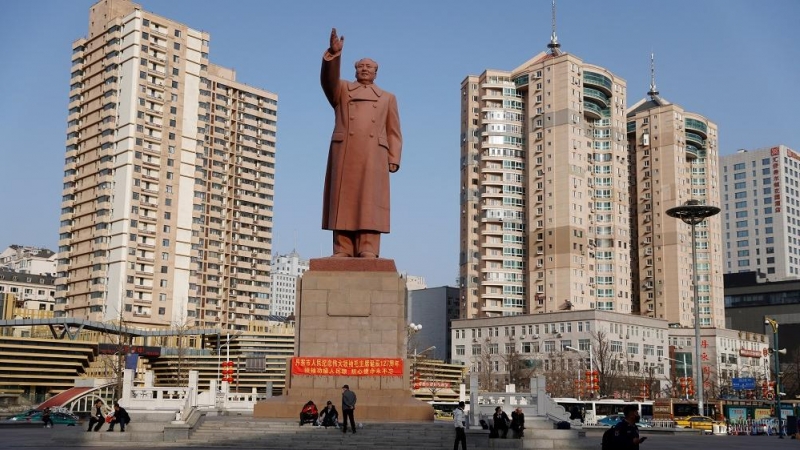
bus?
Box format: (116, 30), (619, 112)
(553, 398), (654, 424)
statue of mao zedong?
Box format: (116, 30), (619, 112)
(320, 28), (402, 258)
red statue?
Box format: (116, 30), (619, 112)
(320, 28), (402, 258)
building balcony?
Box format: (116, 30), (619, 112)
(583, 71), (613, 96)
(583, 101), (603, 120)
(685, 132), (705, 149)
(583, 87), (610, 109)
(684, 118), (708, 138)
(686, 145), (700, 160)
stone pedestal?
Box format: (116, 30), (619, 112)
(253, 258), (433, 421)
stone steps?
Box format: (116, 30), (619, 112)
(175, 415), (597, 449)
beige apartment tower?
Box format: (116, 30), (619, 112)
(459, 37), (632, 318)
(56, 0), (277, 330)
(626, 74), (724, 328)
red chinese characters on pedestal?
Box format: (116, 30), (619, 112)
(291, 357), (403, 376)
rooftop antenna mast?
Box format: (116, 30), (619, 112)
(547, 0), (562, 55)
(647, 52), (660, 99)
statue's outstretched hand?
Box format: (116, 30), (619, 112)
(330, 28), (344, 54)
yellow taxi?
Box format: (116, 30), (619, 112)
(674, 415), (720, 430)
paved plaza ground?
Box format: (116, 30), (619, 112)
(1, 425), (798, 450)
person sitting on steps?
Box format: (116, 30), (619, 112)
(299, 400), (319, 426)
(318, 401), (339, 428)
(106, 402), (131, 432)
(87, 400), (105, 432)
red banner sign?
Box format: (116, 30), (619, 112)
(772, 147), (782, 212)
(416, 381), (452, 389)
(291, 357), (403, 376)
(739, 348), (762, 358)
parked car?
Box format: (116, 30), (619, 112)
(7, 409), (38, 421)
(674, 415), (720, 430)
(10, 409), (78, 426)
(597, 414), (652, 428)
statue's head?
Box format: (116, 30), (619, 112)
(354, 58), (378, 84)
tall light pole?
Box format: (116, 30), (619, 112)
(566, 344), (594, 397)
(216, 332), (232, 392)
(660, 355), (689, 400)
(765, 317), (785, 438)
(666, 199), (720, 417)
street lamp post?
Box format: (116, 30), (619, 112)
(566, 344), (594, 398)
(666, 199), (720, 416)
(765, 317), (785, 438)
(660, 355), (689, 400)
(216, 332), (232, 392)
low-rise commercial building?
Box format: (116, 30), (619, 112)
(451, 311), (671, 398)
(666, 326), (768, 398)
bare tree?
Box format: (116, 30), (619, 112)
(95, 313), (132, 400)
(543, 351), (577, 398)
(416, 358), (448, 400)
(169, 307), (195, 387)
(476, 338), (498, 391)
(779, 347), (800, 399)
(502, 345), (537, 391)
(591, 330), (623, 397)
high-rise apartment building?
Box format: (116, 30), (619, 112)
(721, 145), (800, 280)
(56, 0), (277, 330)
(459, 36), (631, 318)
(270, 250), (309, 317)
(626, 76), (724, 327)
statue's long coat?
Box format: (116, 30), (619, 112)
(320, 50), (402, 233)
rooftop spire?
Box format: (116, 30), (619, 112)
(547, 0), (562, 55)
(647, 52), (660, 99)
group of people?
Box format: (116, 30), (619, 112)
(298, 384), (358, 433)
(87, 400), (130, 432)
(452, 403), (526, 450)
(300, 400), (340, 428)
(490, 406), (526, 439)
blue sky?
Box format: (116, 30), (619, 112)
(0, 0), (798, 287)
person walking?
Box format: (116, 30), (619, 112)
(41, 408), (53, 428)
(341, 384), (357, 434)
(106, 402), (131, 432)
(607, 404), (647, 450)
(453, 401), (467, 450)
(87, 400), (105, 432)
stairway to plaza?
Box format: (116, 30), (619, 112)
(178, 414), (598, 449)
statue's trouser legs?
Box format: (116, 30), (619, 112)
(355, 231), (380, 257)
(333, 231), (356, 257)
(333, 230), (381, 257)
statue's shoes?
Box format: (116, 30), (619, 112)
(332, 252), (352, 258)
(358, 252), (377, 258)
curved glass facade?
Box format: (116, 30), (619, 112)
(583, 87), (610, 108)
(583, 71), (613, 94)
(685, 118), (708, 138)
(685, 131), (705, 148)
